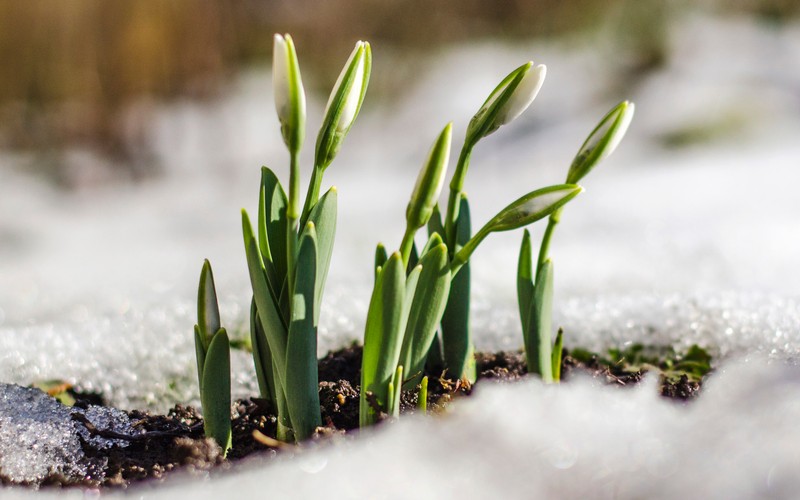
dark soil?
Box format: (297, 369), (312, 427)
(14, 344), (704, 490)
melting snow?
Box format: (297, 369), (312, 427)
(0, 11), (799, 499)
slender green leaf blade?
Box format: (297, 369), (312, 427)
(441, 197), (476, 382)
(200, 329), (232, 455)
(360, 262), (385, 427)
(400, 242), (451, 389)
(552, 328), (564, 382)
(249, 299), (275, 405)
(197, 259), (220, 345)
(304, 187), (337, 325)
(517, 229), (534, 346)
(527, 259), (554, 382)
(260, 167), (289, 294)
(193, 325), (206, 393)
(285, 224), (322, 440)
(242, 210), (289, 390)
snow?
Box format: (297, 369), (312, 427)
(1, 11), (800, 498)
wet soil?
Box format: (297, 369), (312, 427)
(12, 344), (703, 490)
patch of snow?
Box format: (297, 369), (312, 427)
(0, 10), (799, 499)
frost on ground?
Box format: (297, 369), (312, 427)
(0, 11), (799, 500)
(0, 384), (135, 484)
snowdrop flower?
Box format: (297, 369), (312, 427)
(467, 62), (547, 142)
(567, 100), (635, 184)
(315, 41), (372, 170)
(273, 34), (306, 155)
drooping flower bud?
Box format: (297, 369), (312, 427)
(466, 62), (547, 142)
(406, 123), (453, 230)
(485, 184), (583, 233)
(566, 101), (635, 184)
(315, 41), (372, 170)
(273, 34), (306, 155)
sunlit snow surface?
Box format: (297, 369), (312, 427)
(1, 12), (800, 498)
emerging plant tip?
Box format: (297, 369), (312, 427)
(567, 100), (635, 184)
(273, 34), (306, 154)
(406, 123), (453, 229)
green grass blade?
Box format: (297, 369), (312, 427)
(389, 365), (403, 418)
(285, 223), (322, 440)
(441, 196), (476, 382)
(243, 209), (289, 391)
(360, 263), (385, 427)
(193, 325), (206, 393)
(304, 187), (337, 325)
(400, 242), (451, 389)
(197, 259), (220, 345)
(418, 376), (428, 414)
(360, 253), (406, 426)
(527, 258), (554, 382)
(200, 328), (232, 455)
(552, 328), (564, 382)
(259, 167), (289, 295)
(374, 243), (388, 281)
(517, 230), (534, 346)
(249, 299), (275, 405)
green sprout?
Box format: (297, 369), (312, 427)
(518, 100), (635, 381)
(239, 35), (369, 443)
(193, 260), (232, 455)
(360, 125), (581, 427)
(426, 61), (547, 384)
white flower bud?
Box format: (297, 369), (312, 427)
(272, 34), (306, 154)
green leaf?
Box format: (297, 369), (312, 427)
(285, 223), (322, 440)
(552, 328), (564, 382)
(259, 167), (289, 297)
(360, 253), (407, 427)
(427, 203), (444, 238)
(374, 243), (388, 281)
(418, 376), (428, 414)
(527, 259), (554, 382)
(399, 242), (451, 389)
(303, 186), (337, 325)
(243, 209), (289, 392)
(200, 328), (232, 455)
(441, 197), (476, 382)
(193, 325), (206, 393)
(517, 229), (534, 347)
(389, 365), (403, 418)
(197, 259), (220, 347)
(249, 299), (275, 405)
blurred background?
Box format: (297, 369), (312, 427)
(1, 0), (797, 186)
(1, 0), (799, 326)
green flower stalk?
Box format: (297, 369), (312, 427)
(432, 61), (547, 383)
(193, 260), (232, 455)
(519, 100), (635, 381)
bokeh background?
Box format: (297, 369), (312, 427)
(1, 0), (797, 186)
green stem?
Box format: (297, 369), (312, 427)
(449, 224), (490, 277)
(536, 207), (562, 277)
(287, 151), (300, 298)
(399, 225), (417, 269)
(444, 142), (474, 248)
